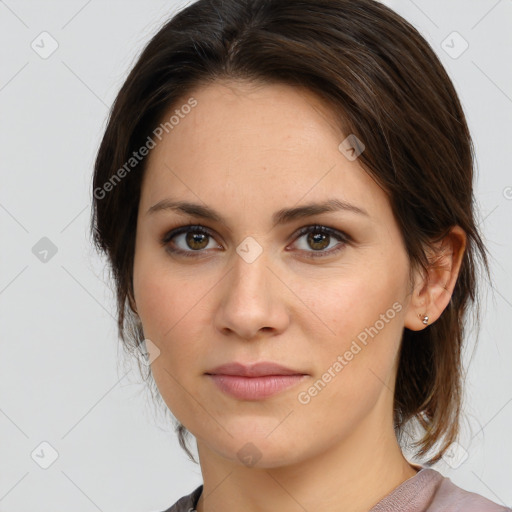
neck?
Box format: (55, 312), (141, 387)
(194, 406), (419, 512)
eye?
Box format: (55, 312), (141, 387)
(161, 224), (350, 259)
(161, 225), (221, 257)
(288, 225), (350, 259)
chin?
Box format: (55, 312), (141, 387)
(201, 429), (305, 469)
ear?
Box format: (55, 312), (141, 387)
(404, 226), (466, 331)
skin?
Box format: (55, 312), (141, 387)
(131, 80), (466, 512)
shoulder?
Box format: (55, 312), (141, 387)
(157, 473), (511, 512)
(158, 484), (203, 512)
(370, 467), (510, 512)
(426, 469), (510, 512)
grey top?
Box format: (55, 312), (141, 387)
(160, 467), (510, 512)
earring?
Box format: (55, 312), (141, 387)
(418, 313), (429, 325)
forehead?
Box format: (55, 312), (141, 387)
(140, 80), (386, 219)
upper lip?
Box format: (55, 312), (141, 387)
(206, 361), (307, 377)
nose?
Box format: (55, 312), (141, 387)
(213, 243), (290, 340)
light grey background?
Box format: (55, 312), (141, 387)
(0, 0), (510, 511)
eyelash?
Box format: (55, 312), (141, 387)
(160, 224), (351, 259)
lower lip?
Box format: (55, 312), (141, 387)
(207, 374), (307, 400)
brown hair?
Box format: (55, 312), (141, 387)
(90, 0), (491, 465)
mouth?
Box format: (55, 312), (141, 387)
(205, 361), (308, 400)
(206, 374), (308, 400)
(205, 361), (307, 377)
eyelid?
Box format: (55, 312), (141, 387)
(160, 224), (215, 246)
(160, 224), (221, 257)
(287, 225), (350, 258)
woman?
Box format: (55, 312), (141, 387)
(90, 0), (509, 510)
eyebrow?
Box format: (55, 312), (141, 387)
(146, 197), (369, 228)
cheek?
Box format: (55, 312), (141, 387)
(133, 265), (208, 420)
(293, 277), (405, 425)
(134, 272), (171, 337)
(133, 254), (214, 367)
(293, 266), (406, 387)
(134, 246), (195, 336)
(293, 267), (403, 340)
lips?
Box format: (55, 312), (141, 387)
(205, 361), (307, 377)
(205, 361), (308, 400)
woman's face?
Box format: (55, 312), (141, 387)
(132, 80), (419, 467)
